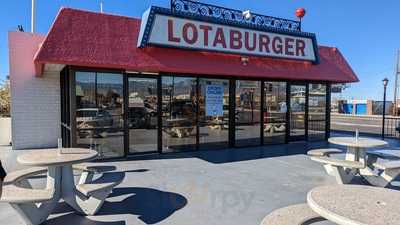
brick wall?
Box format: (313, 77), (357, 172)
(9, 31), (61, 149)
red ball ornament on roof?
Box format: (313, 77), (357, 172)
(295, 8), (306, 19)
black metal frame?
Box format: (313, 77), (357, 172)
(125, 73), (161, 156)
(62, 66), (331, 159)
(60, 66), (72, 147)
(287, 82), (308, 142)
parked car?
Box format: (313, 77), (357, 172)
(76, 108), (113, 137)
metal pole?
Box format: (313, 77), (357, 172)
(31, 0), (36, 33)
(382, 86), (387, 139)
(394, 50), (400, 116)
(299, 18), (302, 31)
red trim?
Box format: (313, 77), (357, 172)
(34, 8), (358, 83)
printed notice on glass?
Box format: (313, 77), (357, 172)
(206, 85), (224, 116)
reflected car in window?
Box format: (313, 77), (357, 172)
(76, 108), (113, 137)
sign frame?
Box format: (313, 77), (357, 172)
(138, 6), (320, 64)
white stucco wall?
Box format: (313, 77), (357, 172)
(9, 31), (61, 149)
(0, 118), (11, 145)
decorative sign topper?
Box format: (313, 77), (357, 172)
(138, 6), (319, 63)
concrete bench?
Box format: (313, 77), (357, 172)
(310, 156), (365, 169)
(369, 150), (400, 159)
(76, 172), (124, 196)
(0, 167), (60, 225)
(260, 204), (325, 225)
(0, 185), (54, 204)
(73, 163), (117, 185)
(362, 160), (400, 187)
(373, 160), (400, 170)
(367, 150), (400, 166)
(75, 172), (125, 215)
(3, 167), (47, 186)
(311, 156), (364, 184)
(73, 163), (116, 173)
(3, 164), (113, 186)
(307, 148), (342, 157)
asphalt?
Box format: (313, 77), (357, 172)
(331, 113), (399, 137)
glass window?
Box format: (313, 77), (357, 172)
(128, 77), (158, 153)
(75, 72), (124, 158)
(235, 80), (261, 147)
(162, 76), (197, 152)
(75, 72), (96, 109)
(264, 82), (286, 144)
(198, 78), (229, 150)
(290, 85), (306, 139)
(308, 84), (327, 141)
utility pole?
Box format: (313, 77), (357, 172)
(100, 1), (104, 13)
(31, 0), (36, 33)
(393, 50), (400, 116)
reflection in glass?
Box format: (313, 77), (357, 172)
(264, 82), (286, 144)
(128, 77), (158, 153)
(75, 72), (124, 158)
(235, 80), (261, 146)
(290, 85), (306, 139)
(198, 79), (229, 150)
(308, 84), (326, 140)
(162, 76), (197, 152)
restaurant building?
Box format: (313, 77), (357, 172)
(9, 0), (358, 158)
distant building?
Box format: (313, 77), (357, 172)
(337, 100), (392, 115)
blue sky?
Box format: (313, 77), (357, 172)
(1, 0), (399, 100)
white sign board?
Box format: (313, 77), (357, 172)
(205, 85), (224, 116)
(141, 14), (317, 62)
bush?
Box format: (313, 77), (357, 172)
(0, 79), (10, 117)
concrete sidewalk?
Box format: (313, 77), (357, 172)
(0, 141), (343, 225)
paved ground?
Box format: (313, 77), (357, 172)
(1, 132), (399, 225)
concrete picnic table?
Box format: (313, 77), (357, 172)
(165, 118), (193, 138)
(17, 148), (98, 216)
(307, 185), (400, 225)
(328, 137), (389, 184)
(328, 137), (388, 162)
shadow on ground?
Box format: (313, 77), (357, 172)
(116, 141), (330, 164)
(100, 187), (187, 224)
(50, 187), (187, 225)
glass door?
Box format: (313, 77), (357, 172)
(198, 78), (230, 150)
(128, 76), (158, 153)
(161, 76), (197, 152)
(235, 80), (262, 147)
(289, 84), (306, 141)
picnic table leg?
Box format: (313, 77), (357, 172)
(345, 147), (360, 161)
(359, 151), (398, 187)
(327, 165), (357, 184)
(60, 165), (113, 215)
(60, 165), (86, 214)
(10, 167), (61, 225)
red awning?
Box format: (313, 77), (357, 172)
(34, 8), (358, 83)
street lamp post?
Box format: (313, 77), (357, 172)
(382, 78), (389, 139)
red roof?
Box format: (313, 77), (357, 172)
(34, 8), (358, 83)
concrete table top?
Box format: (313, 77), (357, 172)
(307, 185), (400, 225)
(328, 137), (388, 149)
(17, 148), (98, 167)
